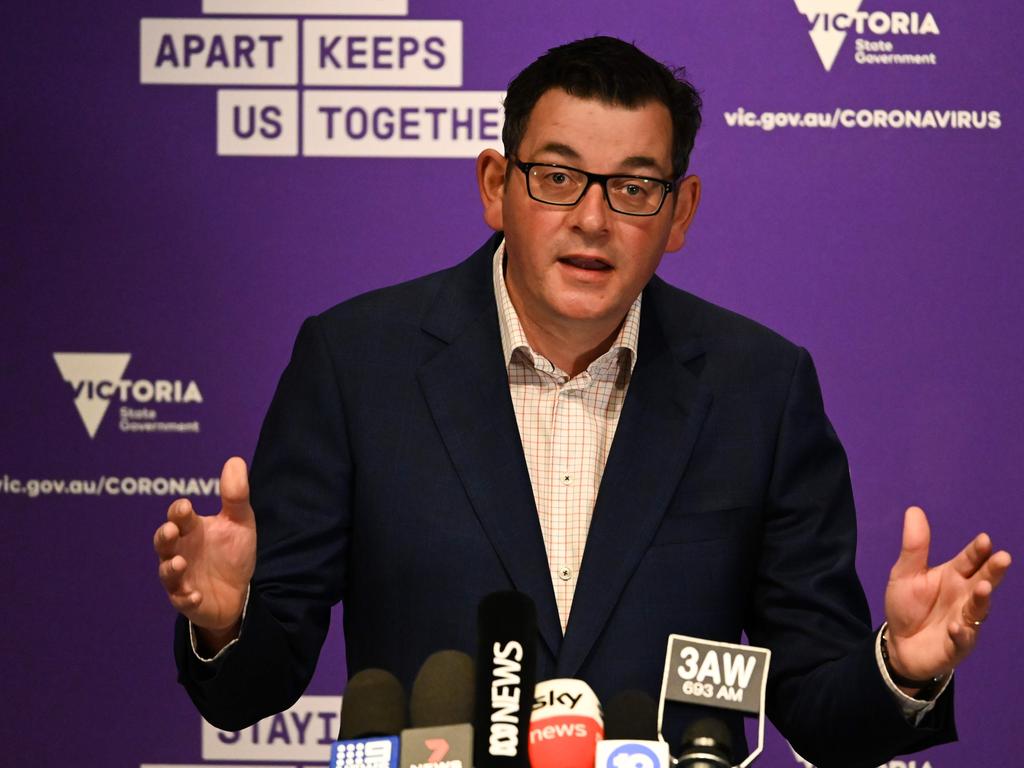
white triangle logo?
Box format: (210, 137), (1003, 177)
(53, 353), (132, 438)
(793, 0), (864, 71)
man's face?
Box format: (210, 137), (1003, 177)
(479, 88), (699, 336)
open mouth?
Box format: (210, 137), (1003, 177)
(559, 256), (612, 271)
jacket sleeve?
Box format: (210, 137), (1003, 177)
(748, 347), (955, 768)
(175, 314), (352, 731)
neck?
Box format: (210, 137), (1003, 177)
(511, 301), (626, 378)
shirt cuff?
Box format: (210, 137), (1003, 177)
(875, 622), (952, 725)
(188, 583), (251, 663)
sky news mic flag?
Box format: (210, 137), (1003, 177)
(527, 678), (603, 768)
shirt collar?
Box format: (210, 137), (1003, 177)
(492, 238), (640, 379)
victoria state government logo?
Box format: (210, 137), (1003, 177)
(53, 352), (203, 438)
(793, 0), (940, 71)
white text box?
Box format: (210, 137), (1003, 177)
(202, 695), (342, 761)
(303, 20), (462, 87)
(203, 0), (408, 15)
(217, 90), (299, 156)
(303, 90), (504, 157)
(140, 19), (297, 85)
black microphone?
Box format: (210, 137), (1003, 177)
(659, 634), (771, 766)
(595, 690), (671, 768)
(339, 668), (408, 738)
(410, 649), (475, 727)
(400, 650), (475, 768)
(331, 667), (407, 767)
(473, 591), (538, 767)
(676, 718), (733, 768)
(602, 690), (659, 741)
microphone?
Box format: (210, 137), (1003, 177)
(330, 668), (407, 768)
(602, 690), (659, 741)
(473, 591), (538, 767)
(658, 634), (771, 767)
(528, 678), (603, 768)
(676, 718), (732, 768)
(400, 650), (475, 768)
(595, 690), (671, 768)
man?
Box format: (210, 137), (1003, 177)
(154, 37), (1010, 766)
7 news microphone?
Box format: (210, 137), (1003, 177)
(399, 649), (476, 768)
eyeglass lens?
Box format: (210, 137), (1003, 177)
(527, 165), (666, 214)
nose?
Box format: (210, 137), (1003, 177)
(568, 179), (610, 234)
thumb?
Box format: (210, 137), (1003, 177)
(220, 456), (253, 522)
(890, 505), (930, 579)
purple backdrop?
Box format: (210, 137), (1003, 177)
(3, 1), (1021, 766)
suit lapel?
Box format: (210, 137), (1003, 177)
(416, 237), (562, 658)
(557, 286), (712, 678)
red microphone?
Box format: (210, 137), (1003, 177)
(527, 679), (603, 768)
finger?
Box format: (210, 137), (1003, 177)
(974, 549), (1013, 590)
(890, 506), (930, 579)
(168, 497), (200, 536)
(167, 588), (202, 613)
(220, 456), (253, 522)
(948, 619), (977, 656)
(962, 579), (993, 624)
(158, 554), (189, 593)
(950, 532), (993, 579)
(153, 521), (181, 558)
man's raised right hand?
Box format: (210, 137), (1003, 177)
(154, 456), (256, 653)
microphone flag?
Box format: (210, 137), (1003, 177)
(657, 634), (772, 768)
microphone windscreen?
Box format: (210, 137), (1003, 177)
(678, 717), (733, 767)
(603, 689), (659, 741)
(410, 649), (475, 727)
(528, 678), (603, 768)
(473, 591), (538, 767)
(338, 668), (407, 739)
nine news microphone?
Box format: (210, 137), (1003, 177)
(595, 690), (671, 768)
(528, 678), (603, 768)
(331, 668), (407, 768)
(473, 591), (538, 767)
(400, 650), (475, 768)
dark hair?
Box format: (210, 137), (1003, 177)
(502, 36), (703, 178)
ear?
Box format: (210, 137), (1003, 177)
(665, 174), (701, 252)
(476, 149), (507, 232)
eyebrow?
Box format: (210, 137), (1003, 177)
(532, 142), (667, 176)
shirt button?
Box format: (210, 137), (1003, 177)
(558, 566), (572, 581)
(561, 474), (571, 485)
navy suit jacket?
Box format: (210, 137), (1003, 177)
(177, 234), (954, 766)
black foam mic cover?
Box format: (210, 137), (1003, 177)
(603, 689), (659, 741)
(410, 649), (475, 727)
(473, 591), (538, 767)
(337, 667), (407, 739)
(677, 717), (733, 768)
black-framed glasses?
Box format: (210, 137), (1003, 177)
(513, 159), (676, 216)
